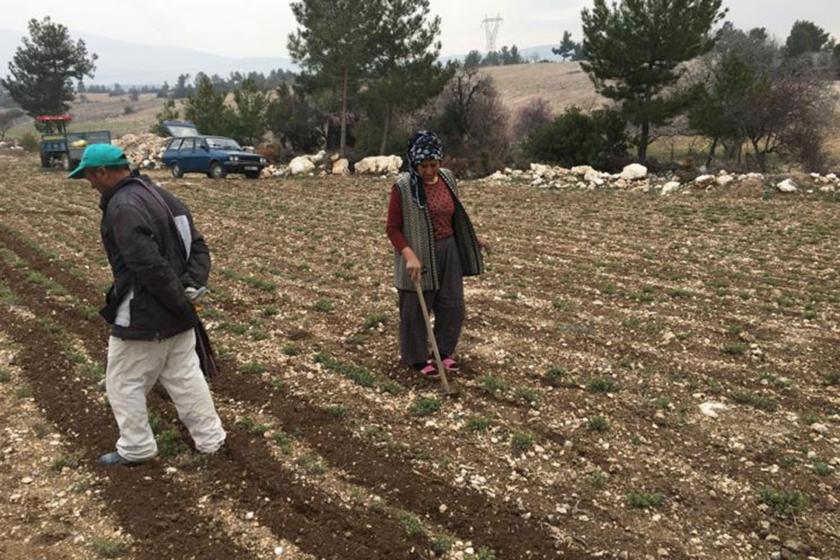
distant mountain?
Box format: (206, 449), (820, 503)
(0, 29), (296, 87)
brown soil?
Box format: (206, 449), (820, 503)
(0, 154), (838, 559)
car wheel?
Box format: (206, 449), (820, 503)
(245, 170), (261, 179)
(40, 153), (50, 168)
(170, 163), (184, 178)
(207, 162), (226, 179)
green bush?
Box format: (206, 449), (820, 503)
(20, 132), (38, 152)
(523, 106), (628, 171)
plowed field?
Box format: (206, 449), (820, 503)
(0, 151), (838, 560)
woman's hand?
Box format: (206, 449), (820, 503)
(402, 247), (423, 284)
(477, 236), (491, 255)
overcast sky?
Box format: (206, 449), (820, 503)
(3, 0), (839, 58)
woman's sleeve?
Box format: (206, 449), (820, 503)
(385, 185), (408, 252)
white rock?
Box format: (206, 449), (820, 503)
(331, 158), (350, 176)
(810, 423), (828, 434)
(355, 155), (402, 175)
(716, 175), (734, 187)
(776, 179), (797, 193)
(695, 174), (715, 185)
(289, 156), (315, 176)
(245, 511), (255, 520)
(661, 181), (681, 195)
(274, 546), (285, 556)
(571, 165), (594, 177)
(620, 163), (648, 180)
(700, 402), (728, 418)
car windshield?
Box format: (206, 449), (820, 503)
(206, 137), (241, 150)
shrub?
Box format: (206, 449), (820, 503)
(410, 396), (441, 416)
(760, 488), (809, 517)
(514, 97), (554, 140)
(626, 491), (665, 509)
(511, 431), (535, 455)
(20, 132), (38, 152)
(523, 106), (628, 171)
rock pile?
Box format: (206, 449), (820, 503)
(115, 133), (168, 170)
(482, 163), (840, 196)
(261, 152), (402, 178)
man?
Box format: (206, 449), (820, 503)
(69, 144), (226, 465)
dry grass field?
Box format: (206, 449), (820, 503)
(0, 150), (838, 559)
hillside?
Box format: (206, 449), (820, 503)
(482, 61), (604, 115)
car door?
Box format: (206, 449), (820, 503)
(179, 138), (196, 172)
(194, 138), (211, 173)
(163, 138), (183, 168)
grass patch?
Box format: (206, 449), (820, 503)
(273, 430), (293, 453)
(241, 276), (276, 292)
(410, 396), (441, 416)
(282, 343), (301, 356)
(466, 415), (493, 432)
(379, 379), (403, 395)
(155, 429), (188, 459)
(260, 305), (279, 317)
(760, 488), (809, 517)
(313, 298), (334, 312)
(0, 368), (11, 383)
(587, 416), (610, 432)
(587, 376), (618, 393)
(514, 386), (541, 406)
(479, 375), (508, 395)
(398, 512), (426, 537)
(545, 367), (574, 388)
(324, 404), (348, 418)
(465, 547), (497, 560)
(51, 453), (82, 472)
(511, 431), (535, 456)
(240, 361), (267, 375)
(297, 452), (326, 475)
(826, 371), (840, 386)
(590, 468), (608, 488)
(314, 352), (376, 388)
(15, 385), (32, 399)
(626, 491), (665, 509)
(731, 391), (778, 413)
(90, 537), (128, 558)
(813, 462), (831, 476)
(431, 536), (453, 555)
(363, 312), (387, 329)
(722, 342), (748, 356)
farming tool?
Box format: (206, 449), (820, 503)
(413, 279), (459, 397)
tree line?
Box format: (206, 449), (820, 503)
(3, 6), (839, 174)
(521, 3), (840, 173)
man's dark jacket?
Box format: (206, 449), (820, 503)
(99, 171), (210, 340)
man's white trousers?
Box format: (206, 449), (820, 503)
(105, 329), (226, 461)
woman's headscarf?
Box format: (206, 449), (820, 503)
(407, 131), (443, 208)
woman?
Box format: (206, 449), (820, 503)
(385, 131), (488, 377)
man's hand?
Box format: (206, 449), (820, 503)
(402, 247), (423, 284)
(477, 236), (491, 255)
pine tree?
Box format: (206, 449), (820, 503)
(1, 17), (97, 118)
(785, 21), (831, 58)
(581, 0), (726, 161)
(184, 75), (233, 136)
(553, 31), (578, 61)
(289, 0), (384, 156)
(364, 0), (451, 154)
(231, 78), (270, 146)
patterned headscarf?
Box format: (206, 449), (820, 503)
(407, 131), (443, 208)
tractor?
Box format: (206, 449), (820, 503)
(37, 114), (111, 170)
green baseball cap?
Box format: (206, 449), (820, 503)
(68, 144), (129, 179)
